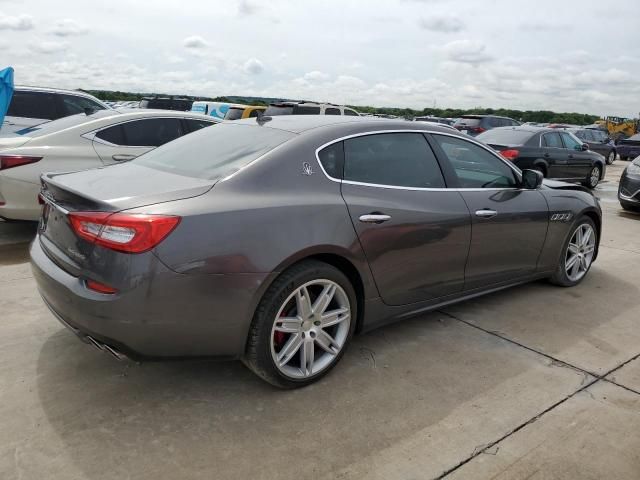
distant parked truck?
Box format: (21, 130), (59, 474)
(264, 101), (360, 116)
(139, 96), (193, 111)
(224, 105), (267, 120)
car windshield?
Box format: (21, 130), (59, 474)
(14, 110), (120, 137)
(454, 117), (481, 127)
(134, 123), (296, 180)
(476, 129), (533, 145)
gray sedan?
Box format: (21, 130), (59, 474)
(31, 116), (602, 388)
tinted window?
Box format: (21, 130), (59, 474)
(560, 132), (581, 150)
(488, 117), (502, 128)
(325, 108), (341, 115)
(264, 105), (294, 116)
(476, 129), (533, 145)
(135, 123), (295, 180)
(454, 117), (481, 127)
(248, 109), (263, 118)
(7, 91), (57, 120)
(573, 130), (587, 140)
(120, 118), (183, 147)
(542, 132), (563, 148)
(225, 108), (245, 120)
(318, 142), (344, 178)
(293, 106), (321, 115)
(95, 124), (125, 144)
(433, 135), (517, 188)
(60, 95), (106, 116)
(344, 133), (445, 188)
(344, 109), (359, 116)
(184, 119), (216, 133)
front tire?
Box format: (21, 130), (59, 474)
(550, 216), (597, 287)
(243, 260), (357, 388)
(583, 165), (601, 189)
(606, 150), (616, 165)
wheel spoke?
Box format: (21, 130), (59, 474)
(582, 228), (592, 247)
(568, 243), (580, 254)
(566, 254), (579, 272)
(571, 257), (581, 277)
(315, 329), (339, 355)
(295, 287), (313, 320)
(300, 339), (314, 376)
(321, 307), (350, 328)
(277, 333), (303, 367)
(581, 255), (590, 271)
(575, 228), (583, 246)
(312, 284), (336, 315)
(274, 317), (302, 333)
(583, 245), (595, 254)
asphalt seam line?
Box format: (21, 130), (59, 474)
(435, 309), (640, 479)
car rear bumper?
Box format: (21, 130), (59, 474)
(30, 236), (273, 358)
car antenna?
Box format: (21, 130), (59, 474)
(256, 111), (272, 125)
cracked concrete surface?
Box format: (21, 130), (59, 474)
(0, 162), (639, 479)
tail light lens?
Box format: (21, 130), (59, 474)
(500, 149), (520, 161)
(69, 212), (181, 253)
(0, 155), (43, 170)
(85, 279), (118, 294)
(470, 127), (486, 134)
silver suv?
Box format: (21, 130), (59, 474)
(2, 86), (109, 135)
(264, 101), (359, 116)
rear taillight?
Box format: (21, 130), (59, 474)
(0, 155), (42, 170)
(471, 127), (486, 134)
(68, 212), (181, 253)
(500, 149), (520, 161)
(86, 279), (118, 294)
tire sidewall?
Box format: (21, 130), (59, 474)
(246, 262), (357, 388)
(588, 165), (600, 188)
(552, 216), (598, 287)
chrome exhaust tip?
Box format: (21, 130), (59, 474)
(86, 335), (128, 361)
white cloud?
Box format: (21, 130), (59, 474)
(183, 35), (209, 49)
(28, 40), (68, 54)
(49, 18), (88, 37)
(243, 58), (264, 74)
(303, 71), (330, 82)
(238, 0), (259, 16)
(441, 39), (493, 64)
(0, 12), (33, 30)
(419, 15), (464, 33)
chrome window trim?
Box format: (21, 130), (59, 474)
(314, 129), (524, 192)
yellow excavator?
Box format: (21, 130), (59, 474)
(595, 116), (639, 142)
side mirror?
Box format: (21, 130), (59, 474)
(521, 169), (543, 189)
(580, 143), (589, 151)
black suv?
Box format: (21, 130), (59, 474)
(568, 128), (616, 165)
(454, 115), (520, 137)
(139, 97), (193, 111)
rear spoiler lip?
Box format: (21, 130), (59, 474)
(40, 169), (119, 213)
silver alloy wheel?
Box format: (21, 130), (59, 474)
(607, 151), (615, 164)
(590, 166), (600, 187)
(270, 279), (351, 379)
(565, 223), (596, 282)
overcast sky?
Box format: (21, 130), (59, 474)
(1, 0), (639, 116)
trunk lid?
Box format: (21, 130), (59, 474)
(38, 162), (215, 273)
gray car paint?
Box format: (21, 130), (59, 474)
(31, 116), (602, 359)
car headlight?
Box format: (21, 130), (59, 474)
(628, 161), (640, 175)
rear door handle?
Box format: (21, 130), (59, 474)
(543, 153), (550, 158)
(475, 209), (498, 218)
(112, 154), (138, 162)
(359, 214), (391, 224)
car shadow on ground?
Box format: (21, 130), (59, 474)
(33, 267), (634, 479)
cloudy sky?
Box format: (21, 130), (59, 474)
(1, 0), (639, 116)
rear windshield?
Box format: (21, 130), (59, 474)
(225, 107), (245, 120)
(265, 105), (294, 116)
(475, 128), (533, 146)
(454, 117), (481, 127)
(134, 123), (295, 180)
(14, 110), (120, 137)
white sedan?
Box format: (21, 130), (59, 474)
(0, 109), (219, 221)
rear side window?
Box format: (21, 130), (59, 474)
(7, 91), (58, 120)
(225, 108), (245, 120)
(60, 95), (106, 116)
(135, 123), (295, 180)
(265, 105), (294, 116)
(293, 106), (321, 115)
(184, 119), (216, 133)
(318, 142), (344, 178)
(542, 132), (563, 148)
(95, 124), (125, 144)
(344, 109), (359, 116)
(120, 118), (183, 147)
(325, 108), (341, 115)
(432, 135), (518, 189)
(343, 133), (445, 188)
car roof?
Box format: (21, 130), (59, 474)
(460, 114), (514, 120)
(14, 85), (103, 99)
(235, 115), (459, 135)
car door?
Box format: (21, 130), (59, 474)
(560, 131), (592, 179)
(540, 131), (569, 178)
(336, 132), (471, 306)
(428, 133), (549, 290)
(91, 117), (184, 164)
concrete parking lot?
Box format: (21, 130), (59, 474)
(1, 162), (639, 480)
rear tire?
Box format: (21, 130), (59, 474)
(583, 165), (600, 189)
(243, 260), (357, 389)
(549, 216), (597, 287)
(533, 165), (547, 178)
(606, 150), (616, 165)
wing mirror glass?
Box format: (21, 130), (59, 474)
(521, 169), (543, 189)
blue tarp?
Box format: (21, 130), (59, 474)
(0, 67), (15, 129)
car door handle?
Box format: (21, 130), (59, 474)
(543, 153), (550, 158)
(112, 154), (137, 161)
(475, 209), (498, 218)
(359, 214), (391, 224)
(568, 154), (574, 159)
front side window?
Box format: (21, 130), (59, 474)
(542, 132), (563, 148)
(344, 109), (359, 116)
(293, 106), (321, 115)
(7, 91), (57, 120)
(325, 108), (341, 115)
(120, 118), (183, 147)
(343, 133), (445, 188)
(560, 132), (581, 150)
(60, 95), (106, 116)
(432, 135), (518, 189)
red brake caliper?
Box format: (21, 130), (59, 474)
(274, 312), (287, 348)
